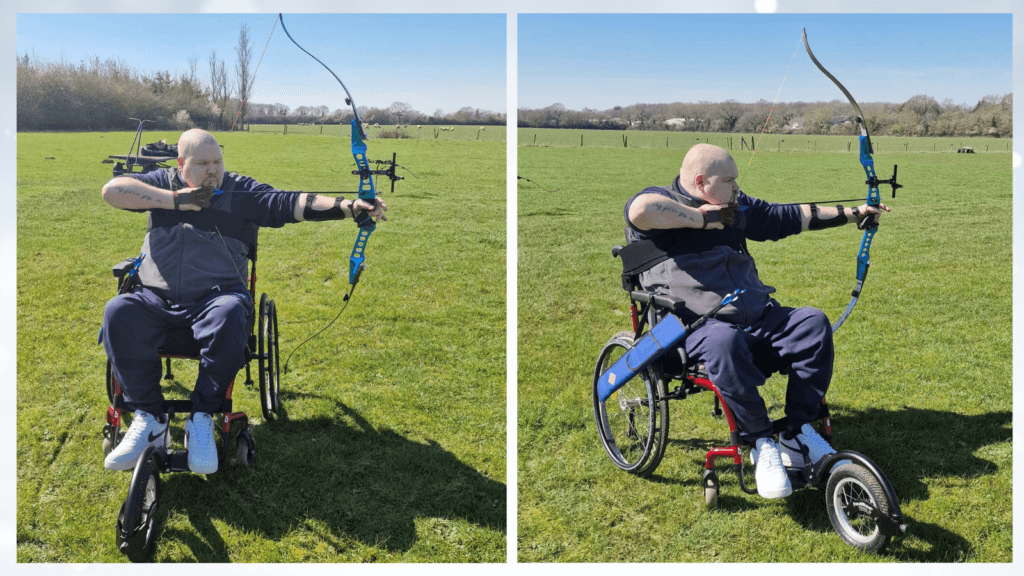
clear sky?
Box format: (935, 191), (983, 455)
(16, 13), (507, 116)
(519, 13), (1012, 110)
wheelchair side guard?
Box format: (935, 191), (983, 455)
(597, 289), (746, 402)
(597, 313), (688, 402)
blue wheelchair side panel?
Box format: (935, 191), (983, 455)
(597, 314), (688, 402)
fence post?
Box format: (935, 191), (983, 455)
(284, 125), (287, 135)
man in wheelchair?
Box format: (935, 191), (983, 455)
(623, 144), (887, 499)
(100, 128), (387, 474)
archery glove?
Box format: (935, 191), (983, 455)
(176, 186), (216, 209)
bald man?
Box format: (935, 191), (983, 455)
(624, 144), (887, 499)
(101, 129), (386, 474)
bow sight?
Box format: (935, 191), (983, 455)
(355, 153), (405, 194)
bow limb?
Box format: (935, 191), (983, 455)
(802, 28), (883, 334)
(279, 14), (377, 286)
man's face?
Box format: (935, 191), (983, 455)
(179, 142), (224, 189)
(697, 158), (739, 205)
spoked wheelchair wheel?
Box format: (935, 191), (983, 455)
(592, 331), (669, 476)
(116, 446), (161, 562)
(825, 463), (893, 554)
(257, 293), (281, 422)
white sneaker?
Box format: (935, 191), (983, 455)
(104, 410), (167, 471)
(779, 423), (850, 469)
(184, 412), (218, 474)
(750, 437), (792, 499)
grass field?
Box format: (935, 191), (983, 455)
(517, 126), (1012, 155)
(16, 129), (506, 562)
(517, 133), (1012, 562)
(249, 123), (507, 143)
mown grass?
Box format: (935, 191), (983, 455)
(17, 129), (506, 562)
(517, 126), (1012, 155)
(517, 136), (1011, 562)
(249, 123), (507, 142)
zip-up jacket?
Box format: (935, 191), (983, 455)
(120, 168), (301, 306)
(623, 176), (803, 325)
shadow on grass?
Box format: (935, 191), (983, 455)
(634, 405), (1009, 561)
(137, 395), (506, 561)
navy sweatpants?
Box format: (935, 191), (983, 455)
(102, 286), (253, 415)
(683, 301), (834, 444)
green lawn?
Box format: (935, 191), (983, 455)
(17, 130), (507, 562)
(517, 136), (1012, 562)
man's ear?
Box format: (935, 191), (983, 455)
(692, 174), (705, 195)
(177, 157), (185, 169)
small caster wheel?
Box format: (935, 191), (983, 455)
(234, 430), (256, 467)
(702, 469), (720, 509)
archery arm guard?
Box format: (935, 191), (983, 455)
(302, 193), (351, 221)
(808, 204), (849, 230)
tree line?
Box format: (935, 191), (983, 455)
(17, 24), (504, 132)
(519, 94), (1012, 138)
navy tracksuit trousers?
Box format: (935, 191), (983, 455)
(102, 286), (253, 416)
(683, 301), (834, 444)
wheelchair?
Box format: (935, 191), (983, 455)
(102, 244), (281, 562)
(592, 240), (907, 554)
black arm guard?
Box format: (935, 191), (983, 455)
(809, 204), (848, 230)
(302, 194), (349, 221)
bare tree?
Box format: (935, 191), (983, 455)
(208, 50), (231, 128)
(187, 54), (199, 85)
(234, 23), (254, 125)
(544, 103), (567, 128)
(388, 102), (413, 123)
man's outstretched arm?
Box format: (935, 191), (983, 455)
(293, 193), (388, 223)
(101, 177), (209, 211)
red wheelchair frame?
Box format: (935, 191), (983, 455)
(592, 244), (906, 554)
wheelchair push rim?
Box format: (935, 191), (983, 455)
(257, 294), (281, 422)
(592, 331), (668, 476)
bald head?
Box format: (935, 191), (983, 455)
(679, 144), (737, 194)
(177, 129), (220, 161)
(176, 129), (225, 189)
(678, 144), (739, 205)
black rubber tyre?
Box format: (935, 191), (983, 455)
(825, 463), (893, 554)
(116, 446), (161, 562)
(258, 294), (281, 422)
(593, 331), (669, 476)
(702, 469), (720, 509)
(234, 430), (256, 467)
(102, 424), (122, 456)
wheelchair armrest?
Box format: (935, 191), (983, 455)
(112, 258), (137, 278)
(629, 290), (689, 315)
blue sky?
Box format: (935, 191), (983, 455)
(518, 13), (1012, 110)
(17, 13), (507, 115)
